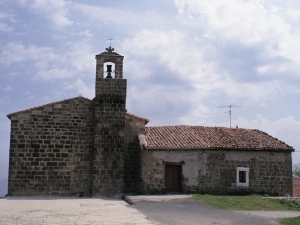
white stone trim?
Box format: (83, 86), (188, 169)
(236, 167), (249, 187)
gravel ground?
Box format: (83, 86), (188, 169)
(131, 199), (294, 225)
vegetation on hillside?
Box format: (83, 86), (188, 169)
(293, 163), (300, 177)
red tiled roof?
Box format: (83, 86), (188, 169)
(145, 125), (294, 151)
(7, 96), (149, 123)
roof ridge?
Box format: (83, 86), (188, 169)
(145, 125), (256, 130)
(126, 112), (149, 124)
(7, 96), (92, 118)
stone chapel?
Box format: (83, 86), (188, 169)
(7, 46), (294, 197)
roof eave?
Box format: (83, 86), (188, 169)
(125, 112), (150, 124)
(6, 96), (92, 119)
(146, 147), (294, 152)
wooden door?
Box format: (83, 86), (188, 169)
(165, 165), (182, 193)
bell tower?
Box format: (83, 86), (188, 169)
(93, 45), (126, 197)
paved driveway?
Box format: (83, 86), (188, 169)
(0, 197), (154, 225)
(1, 196), (300, 225)
(130, 199), (300, 225)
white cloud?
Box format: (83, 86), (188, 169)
(0, 42), (57, 67)
(175, 0), (288, 43)
(64, 41), (95, 74)
(174, 0), (300, 78)
(287, 8), (300, 21)
(78, 30), (93, 38)
(19, 0), (73, 28)
(73, 3), (169, 33)
(122, 29), (218, 124)
(0, 41), (95, 81)
(4, 85), (12, 91)
(0, 12), (14, 32)
(122, 29), (217, 84)
(0, 12), (7, 20)
(122, 29), (284, 123)
(211, 78), (282, 103)
(0, 22), (13, 32)
(35, 68), (73, 80)
(64, 78), (94, 99)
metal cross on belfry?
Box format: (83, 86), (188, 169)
(108, 37), (113, 47)
(106, 37), (114, 54)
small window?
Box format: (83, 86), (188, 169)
(236, 167), (249, 187)
(239, 171), (246, 183)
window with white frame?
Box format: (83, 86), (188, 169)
(236, 167), (249, 187)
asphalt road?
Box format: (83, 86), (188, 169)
(131, 199), (279, 225)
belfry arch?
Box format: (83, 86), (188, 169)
(95, 46), (124, 79)
(104, 61), (115, 78)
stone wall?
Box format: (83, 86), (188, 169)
(293, 178), (300, 197)
(93, 78), (127, 197)
(124, 114), (146, 193)
(8, 98), (94, 196)
(140, 150), (293, 196)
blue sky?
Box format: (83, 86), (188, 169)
(1, 0), (300, 180)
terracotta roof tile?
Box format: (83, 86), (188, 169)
(145, 125), (294, 151)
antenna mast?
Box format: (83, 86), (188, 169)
(218, 104), (242, 128)
(227, 105), (232, 128)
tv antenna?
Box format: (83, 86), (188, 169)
(218, 105), (242, 128)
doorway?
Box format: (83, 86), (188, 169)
(165, 165), (182, 193)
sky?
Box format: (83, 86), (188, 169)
(1, 0), (300, 180)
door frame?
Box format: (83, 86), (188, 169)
(165, 164), (182, 193)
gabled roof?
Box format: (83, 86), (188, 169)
(145, 125), (294, 151)
(7, 96), (91, 119)
(126, 112), (149, 124)
(97, 51), (122, 57)
(6, 96), (149, 123)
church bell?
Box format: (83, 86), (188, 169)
(106, 64), (113, 78)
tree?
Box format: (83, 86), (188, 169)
(293, 163), (300, 177)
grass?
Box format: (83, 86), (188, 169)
(191, 194), (300, 211)
(278, 216), (300, 225)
